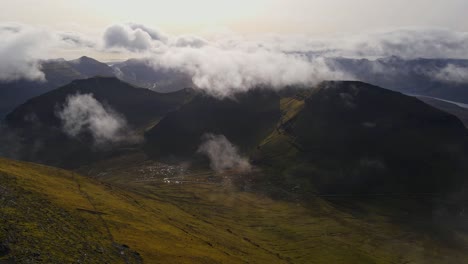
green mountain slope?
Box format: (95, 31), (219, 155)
(2, 157), (468, 264)
(253, 81), (468, 197)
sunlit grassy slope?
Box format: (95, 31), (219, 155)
(0, 153), (460, 263)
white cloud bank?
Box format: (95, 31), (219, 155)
(2, 22), (468, 95)
(148, 46), (349, 97)
(0, 24), (52, 81)
(57, 93), (139, 145)
(197, 134), (251, 173)
(0, 23), (99, 82)
(102, 24), (468, 97)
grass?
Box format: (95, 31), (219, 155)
(1, 155), (467, 263)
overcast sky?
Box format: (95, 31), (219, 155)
(2, 0), (468, 35)
(1, 0), (468, 92)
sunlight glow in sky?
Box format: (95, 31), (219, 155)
(2, 0), (468, 35)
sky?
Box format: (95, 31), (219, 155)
(2, 0), (468, 35)
(1, 0), (468, 93)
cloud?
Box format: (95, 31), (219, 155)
(197, 134), (251, 173)
(103, 23), (167, 52)
(172, 35), (209, 48)
(433, 64), (468, 84)
(100, 23), (354, 97)
(0, 23), (52, 81)
(308, 28), (468, 59)
(56, 93), (139, 145)
(148, 46), (351, 97)
(59, 31), (97, 48)
(99, 24), (468, 97)
(127, 23), (168, 43)
(0, 23), (99, 82)
(226, 28), (468, 60)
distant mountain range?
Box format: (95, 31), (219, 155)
(328, 56), (468, 102)
(0, 56), (114, 118)
(2, 55), (468, 119)
(0, 57), (195, 118)
(111, 58), (194, 93)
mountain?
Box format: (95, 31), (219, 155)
(252, 81), (468, 197)
(112, 58), (194, 93)
(3, 80), (468, 263)
(4, 77), (193, 168)
(6, 79), (468, 197)
(417, 96), (468, 128)
(68, 56), (115, 77)
(328, 56), (468, 103)
(0, 57), (115, 118)
(144, 89), (281, 160)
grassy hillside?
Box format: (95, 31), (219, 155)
(1, 153), (468, 263)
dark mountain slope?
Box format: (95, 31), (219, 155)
(0, 57), (115, 118)
(5, 77), (193, 167)
(7, 77), (192, 129)
(253, 81), (468, 196)
(417, 96), (468, 128)
(145, 89), (281, 159)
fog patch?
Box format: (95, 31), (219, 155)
(197, 134), (251, 173)
(56, 93), (140, 146)
(433, 64), (468, 84)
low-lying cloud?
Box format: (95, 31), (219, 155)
(433, 64), (468, 84)
(255, 28), (468, 59)
(2, 21), (468, 96)
(103, 24), (468, 97)
(149, 46), (350, 97)
(56, 93), (139, 145)
(197, 134), (251, 173)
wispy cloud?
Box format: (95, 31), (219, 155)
(56, 93), (140, 146)
(433, 64), (468, 84)
(197, 134), (251, 172)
